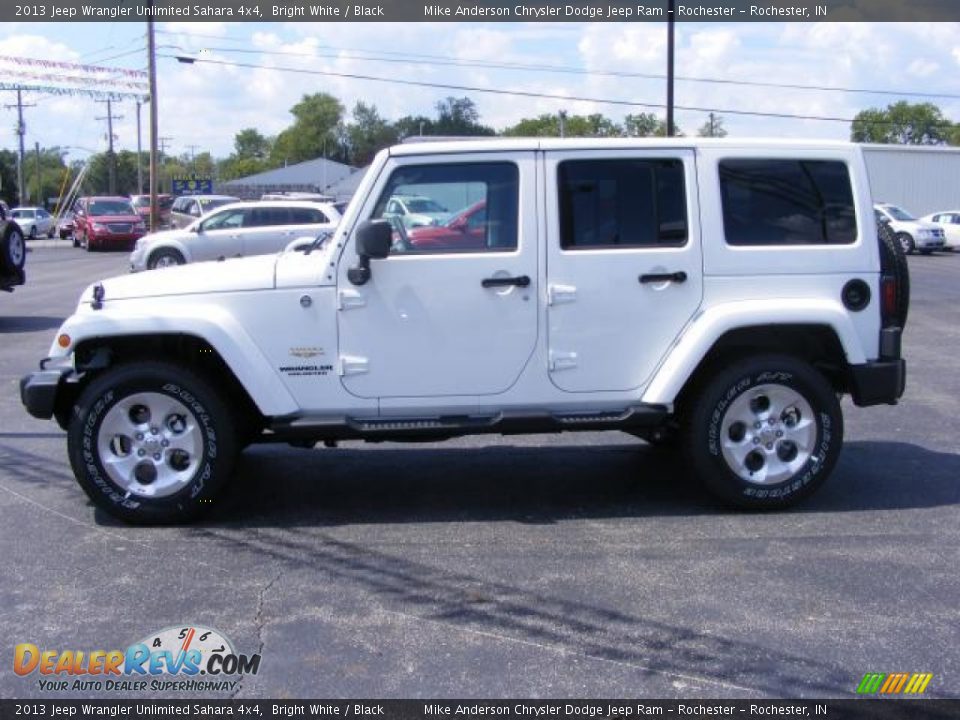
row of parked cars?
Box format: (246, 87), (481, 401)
(875, 202), (958, 254)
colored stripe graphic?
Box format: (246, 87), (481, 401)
(858, 672), (932, 695)
(857, 673), (885, 694)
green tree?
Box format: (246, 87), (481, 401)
(697, 114), (727, 138)
(393, 114), (435, 140)
(433, 97), (495, 136)
(623, 112), (677, 137)
(233, 128), (271, 160)
(346, 102), (399, 166)
(502, 112), (624, 138)
(271, 92), (345, 165)
(851, 101), (952, 145)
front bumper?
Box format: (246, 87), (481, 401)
(20, 367), (74, 420)
(848, 328), (906, 407)
(916, 236), (945, 250)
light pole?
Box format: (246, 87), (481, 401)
(147, 16), (159, 231)
(667, 0), (676, 137)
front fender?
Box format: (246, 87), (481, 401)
(641, 299), (867, 406)
(50, 304), (298, 417)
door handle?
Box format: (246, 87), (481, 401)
(639, 271), (687, 284)
(481, 275), (531, 289)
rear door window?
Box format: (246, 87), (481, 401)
(719, 159), (856, 246)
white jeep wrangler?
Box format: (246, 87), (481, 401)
(21, 139), (908, 524)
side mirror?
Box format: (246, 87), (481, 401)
(348, 220), (392, 285)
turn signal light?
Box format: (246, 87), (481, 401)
(880, 275), (897, 324)
(57, 334), (71, 349)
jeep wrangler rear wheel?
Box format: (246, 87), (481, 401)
(685, 355), (843, 509)
(67, 362), (238, 524)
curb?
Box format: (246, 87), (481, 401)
(26, 239), (78, 249)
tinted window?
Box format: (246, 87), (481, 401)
(201, 208), (246, 231)
(720, 159), (856, 246)
(372, 163), (519, 254)
(248, 207), (290, 227)
(558, 159), (687, 249)
(288, 207), (328, 224)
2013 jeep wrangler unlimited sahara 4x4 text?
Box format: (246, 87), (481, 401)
(21, 139), (907, 524)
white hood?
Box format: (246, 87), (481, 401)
(84, 254), (277, 302)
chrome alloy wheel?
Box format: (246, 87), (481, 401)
(719, 383), (817, 485)
(97, 392), (204, 498)
(153, 253), (179, 268)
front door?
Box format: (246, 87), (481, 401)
(544, 149), (703, 392)
(337, 154), (538, 400)
(192, 206), (247, 262)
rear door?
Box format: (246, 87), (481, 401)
(243, 207), (294, 256)
(544, 149), (703, 392)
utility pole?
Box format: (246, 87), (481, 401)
(147, 16), (159, 231)
(34, 141), (41, 207)
(158, 136), (173, 194)
(4, 89), (36, 205)
(186, 143), (199, 172)
(666, 0), (676, 137)
(96, 99), (123, 194)
(558, 110), (567, 138)
(136, 100), (143, 194)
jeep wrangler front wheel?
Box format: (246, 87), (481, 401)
(685, 355), (843, 509)
(67, 362), (238, 524)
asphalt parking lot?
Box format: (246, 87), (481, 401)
(2, 245), (959, 700)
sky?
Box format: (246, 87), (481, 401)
(1, 20), (959, 163)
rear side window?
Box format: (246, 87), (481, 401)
(288, 207), (329, 224)
(248, 207), (290, 227)
(719, 159), (856, 246)
(558, 159), (688, 249)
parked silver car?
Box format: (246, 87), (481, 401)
(168, 194), (240, 229)
(11, 207), (55, 238)
(129, 200), (341, 271)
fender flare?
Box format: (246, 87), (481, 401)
(641, 299), (867, 406)
(52, 305), (299, 417)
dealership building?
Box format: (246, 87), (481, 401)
(863, 144), (960, 217)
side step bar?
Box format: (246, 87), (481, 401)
(265, 405), (668, 443)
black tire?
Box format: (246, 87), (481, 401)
(71, 233), (80, 248)
(877, 221), (910, 327)
(0, 222), (26, 273)
(896, 232), (915, 255)
(47, 227), (55, 239)
(28, 225), (37, 239)
(684, 354), (843, 510)
(147, 248), (186, 270)
(67, 362), (238, 524)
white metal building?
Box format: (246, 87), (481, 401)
(862, 144), (960, 217)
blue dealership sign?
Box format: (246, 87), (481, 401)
(172, 175), (213, 194)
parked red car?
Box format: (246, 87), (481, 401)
(406, 200), (486, 250)
(130, 193), (174, 229)
(72, 196), (147, 251)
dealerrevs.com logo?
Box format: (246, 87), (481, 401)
(14, 625), (261, 693)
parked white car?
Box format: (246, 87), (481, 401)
(129, 200), (341, 271)
(874, 203), (945, 254)
(920, 211), (960, 251)
(11, 207), (55, 239)
(382, 194), (450, 228)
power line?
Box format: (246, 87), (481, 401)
(162, 54), (958, 129)
(159, 31), (960, 101)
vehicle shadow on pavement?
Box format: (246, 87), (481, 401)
(203, 439), (960, 526)
(0, 315), (64, 333)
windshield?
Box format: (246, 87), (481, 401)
(884, 205), (916, 222)
(199, 197), (237, 212)
(89, 200), (135, 216)
(130, 197), (149, 207)
(405, 199), (447, 213)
